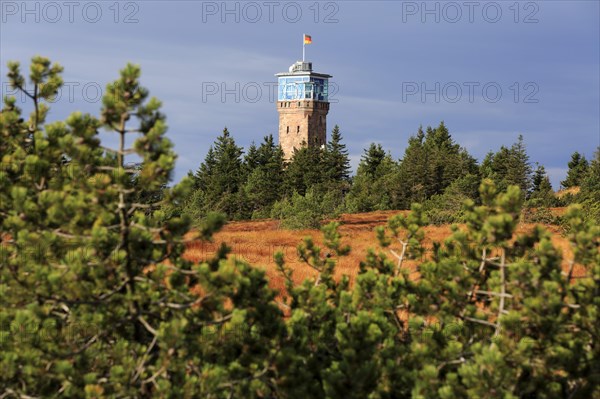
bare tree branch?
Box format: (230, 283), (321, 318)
(390, 239), (408, 277)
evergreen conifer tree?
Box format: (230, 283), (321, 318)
(506, 134), (533, 193)
(562, 151), (590, 188)
(529, 163), (555, 207)
(243, 141), (260, 174)
(579, 147), (600, 200)
(0, 57), (283, 396)
(190, 128), (245, 219)
(194, 146), (216, 190)
(395, 123), (479, 208)
(323, 125), (351, 185)
(481, 135), (532, 194)
(284, 144), (325, 196)
(359, 143), (387, 178)
(345, 143), (397, 212)
(243, 135), (285, 217)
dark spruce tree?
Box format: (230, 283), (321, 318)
(284, 143), (325, 196)
(189, 127), (246, 219)
(422, 121), (479, 197)
(243, 141), (260, 175)
(194, 145), (216, 190)
(359, 143), (387, 178)
(506, 134), (533, 193)
(243, 134), (285, 218)
(528, 163), (555, 207)
(561, 151), (589, 188)
(394, 126), (428, 207)
(481, 134), (532, 195)
(580, 147), (600, 198)
(323, 125), (351, 185)
(578, 147), (600, 223)
(345, 143), (397, 212)
(395, 122), (479, 209)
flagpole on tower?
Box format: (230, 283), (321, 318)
(302, 33), (305, 62)
(302, 34), (312, 62)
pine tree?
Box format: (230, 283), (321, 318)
(561, 151), (589, 188)
(394, 123), (479, 209)
(480, 151), (495, 178)
(132, 162), (166, 213)
(194, 145), (216, 190)
(481, 135), (532, 195)
(243, 135), (285, 217)
(580, 147), (600, 197)
(190, 127), (246, 219)
(395, 127), (428, 207)
(212, 127), (244, 194)
(532, 163), (545, 192)
(506, 134), (533, 193)
(0, 57), (284, 396)
(529, 163), (555, 207)
(244, 141), (260, 174)
(276, 180), (599, 397)
(359, 143), (387, 178)
(323, 125), (351, 184)
(422, 121), (478, 197)
(256, 134), (283, 170)
(345, 143), (397, 212)
(284, 144), (325, 196)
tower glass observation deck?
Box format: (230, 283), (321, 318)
(276, 61), (332, 102)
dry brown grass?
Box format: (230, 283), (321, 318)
(183, 210), (587, 296)
(556, 186), (580, 198)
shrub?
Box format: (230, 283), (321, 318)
(421, 174), (480, 225)
(521, 206), (562, 225)
(581, 199), (600, 225)
(271, 187), (344, 229)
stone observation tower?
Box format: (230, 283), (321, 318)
(276, 60), (332, 159)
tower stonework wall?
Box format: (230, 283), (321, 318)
(277, 100), (329, 159)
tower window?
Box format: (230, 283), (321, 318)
(287, 126), (289, 134)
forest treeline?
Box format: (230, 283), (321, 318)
(178, 123), (600, 228)
(1, 57), (598, 398)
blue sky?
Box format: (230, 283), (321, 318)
(1, 1), (599, 188)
